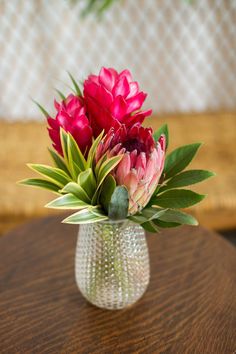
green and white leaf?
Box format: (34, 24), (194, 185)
(46, 193), (89, 209)
(18, 178), (59, 193)
(150, 189), (205, 208)
(61, 182), (91, 203)
(87, 130), (104, 168)
(48, 147), (71, 176)
(60, 128), (69, 162)
(97, 155), (123, 188)
(27, 163), (71, 187)
(67, 132), (87, 179)
(77, 168), (96, 198)
(164, 143), (202, 180)
(62, 207), (108, 224)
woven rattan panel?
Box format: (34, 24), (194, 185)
(1, 113), (235, 234)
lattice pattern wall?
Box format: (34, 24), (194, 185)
(1, 0), (236, 120)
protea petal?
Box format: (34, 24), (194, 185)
(95, 124), (166, 215)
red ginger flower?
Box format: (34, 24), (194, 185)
(47, 94), (93, 156)
(96, 124), (165, 215)
(83, 67), (152, 137)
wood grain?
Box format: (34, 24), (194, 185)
(0, 215), (235, 353)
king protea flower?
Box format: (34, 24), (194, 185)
(47, 94), (93, 156)
(83, 67), (152, 137)
(96, 124), (165, 215)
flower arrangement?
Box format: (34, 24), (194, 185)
(20, 67), (214, 233)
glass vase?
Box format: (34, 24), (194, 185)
(75, 220), (150, 310)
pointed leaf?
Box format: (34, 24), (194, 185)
(67, 72), (82, 96)
(164, 143), (202, 180)
(153, 220), (180, 228)
(97, 155), (123, 188)
(46, 194), (89, 209)
(32, 99), (50, 118)
(18, 178), (59, 193)
(67, 132), (87, 178)
(87, 130), (104, 168)
(27, 164), (71, 187)
(55, 89), (66, 100)
(141, 221), (160, 233)
(62, 207), (108, 224)
(151, 189), (206, 208)
(141, 207), (167, 221)
(78, 168), (96, 198)
(108, 186), (129, 220)
(153, 123), (169, 150)
(61, 182), (91, 203)
(160, 169), (215, 192)
(48, 148), (71, 176)
(60, 128), (69, 161)
(157, 209), (198, 226)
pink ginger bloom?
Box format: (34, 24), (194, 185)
(96, 124), (165, 215)
(83, 67), (152, 137)
(47, 94), (93, 156)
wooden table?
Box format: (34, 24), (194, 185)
(0, 216), (235, 353)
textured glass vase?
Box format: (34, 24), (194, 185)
(75, 220), (150, 310)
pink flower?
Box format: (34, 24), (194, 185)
(47, 94), (93, 156)
(83, 67), (152, 137)
(96, 125), (165, 215)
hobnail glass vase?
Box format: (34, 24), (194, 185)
(75, 220), (150, 310)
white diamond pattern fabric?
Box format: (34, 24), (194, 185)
(0, 0), (236, 120)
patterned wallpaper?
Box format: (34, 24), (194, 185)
(0, 0), (236, 120)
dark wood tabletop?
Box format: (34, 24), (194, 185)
(0, 215), (235, 354)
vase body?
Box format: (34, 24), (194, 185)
(75, 220), (150, 310)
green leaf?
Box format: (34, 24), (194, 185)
(55, 89), (66, 100)
(45, 193), (89, 209)
(151, 189), (206, 208)
(67, 132), (87, 179)
(157, 209), (198, 226)
(27, 164), (71, 187)
(160, 169), (215, 192)
(48, 148), (71, 176)
(61, 182), (91, 203)
(141, 221), (160, 233)
(164, 143), (202, 180)
(18, 178), (59, 193)
(62, 207), (108, 224)
(32, 99), (50, 118)
(141, 207), (167, 221)
(77, 168), (96, 199)
(153, 220), (180, 228)
(153, 123), (169, 150)
(87, 130), (104, 168)
(97, 155), (123, 188)
(67, 72), (82, 96)
(108, 186), (129, 220)
(99, 175), (116, 213)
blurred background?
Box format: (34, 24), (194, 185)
(0, 0), (236, 239)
